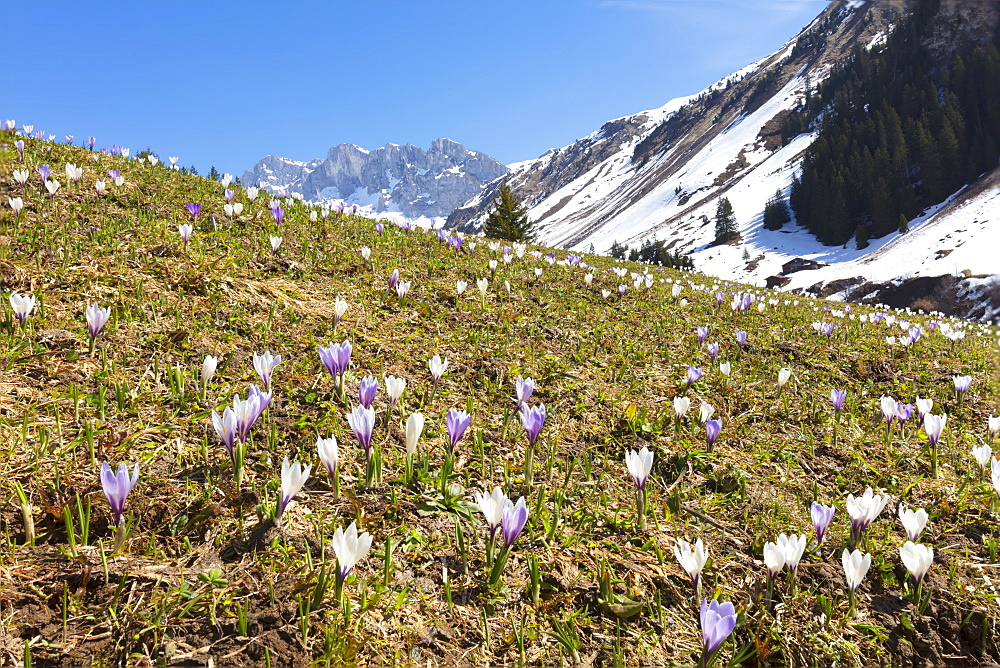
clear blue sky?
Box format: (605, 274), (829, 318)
(2, 1), (829, 176)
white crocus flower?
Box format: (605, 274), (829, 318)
(317, 436), (339, 476)
(329, 522), (373, 582)
(777, 533), (807, 574)
(763, 541), (786, 579)
(201, 355), (218, 386)
(898, 506), (928, 542)
(9, 292), (35, 323)
(624, 446), (654, 489)
(915, 397), (933, 419)
(842, 548), (871, 592)
(972, 444), (992, 471)
(673, 538), (708, 587)
(333, 297), (348, 326)
(384, 375), (406, 405)
(405, 412), (424, 455)
(276, 457), (311, 520)
(673, 396), (691, 419)
(474, 486), (509, 534)
(900, 541), (933, 582)
(428, 354), (449, 382)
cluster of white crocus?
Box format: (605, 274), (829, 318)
(763, 533), (807, 596)
(64, 162), (83, 183)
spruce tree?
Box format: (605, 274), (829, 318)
(763, 190), (792, 230)
(714, 197), (739, 243)
(484, 183), (535, 242)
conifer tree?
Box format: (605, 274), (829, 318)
(763, 190), (792, 230)
(484, 183), (535, 242)
(714, 197), (739, 243)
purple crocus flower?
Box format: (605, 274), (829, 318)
(87, 136), (96, 150)
(736, 331), (748, 347)
(618, 284), (627, 296)
(707, 342), (720, 360)
(224, 188), (235, 203)
(700, 599), (738, 660)
(65, 134), (74, 144)
(111, 144), (121, 156)
(446, 408), (472, 453)
(697, 326), (709, 344)
(908, 327), (921, 344)
(248, 383), (272, 414)
(107, 169), (121, 181)
(352, 204), (358, 215)
(347, 404), (376, 455)
(387, 269), (399, 290)
(515, 376), (535, 408)
(211, 406), (238, 461)
(501, 497), (529, 548)
(376, 223), (384, 234)
(811, 501), (836, 547)
(686, 366), (703, 385)
(896, 403), (914, 424)
(705, 419), (722, 448)
(252, 351), (282, 391)
(231, 392), (262, 444)
(185, 203), (201, 219)
(15, 140), (24, 157)
(519, 403), (547, 448)
(100, 462), (140, 526)
(37, 164), (51, 181)
(318, 340), (353, 382)
(271, 206), (284, 225)
(821, 323), (835, 339)
(358, 374), (379, 409)
(831, 389), (847, 411)
(85, 304), (111, 340)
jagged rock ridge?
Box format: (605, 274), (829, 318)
(243, 138), (508, 219)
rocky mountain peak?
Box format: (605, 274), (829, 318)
(243, 139), (507, 219)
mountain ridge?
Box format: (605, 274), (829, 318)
(243, 138), (507, 220)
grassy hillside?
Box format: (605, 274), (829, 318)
(1, 128), (999, 667)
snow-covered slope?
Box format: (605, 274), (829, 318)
(243, 138), (507, 221)
(449, 0), (998, 319)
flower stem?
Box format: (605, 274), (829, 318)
(524, 445), (535, 494)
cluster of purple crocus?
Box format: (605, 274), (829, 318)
(212, 385), (271, 482)
(319, 339), (353, 396)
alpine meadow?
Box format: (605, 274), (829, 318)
(2, 0), (1000, 666)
